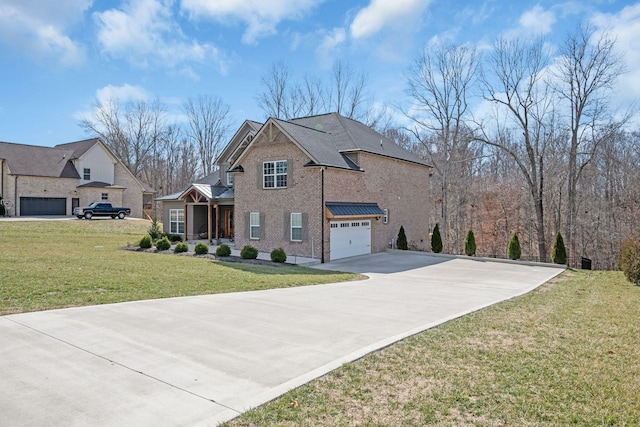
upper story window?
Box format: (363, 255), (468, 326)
(227, 172), (234, 186)
(263, 160), (287, 189)
(83, 168), (91, 180)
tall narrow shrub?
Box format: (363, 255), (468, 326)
(431, 223), (443, 253)
(464, 229), (476, 256)
(619, 235), (640, 285)
(508, 233), (521, 260)
(551, 232), (567, 264)
(397, 226), (408, 250)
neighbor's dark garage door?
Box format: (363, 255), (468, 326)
(20, 197), (67, 216)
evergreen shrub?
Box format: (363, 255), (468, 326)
(508, 233), (522, 260)
(431, 223), (443, 253)
(397, 226), (408, 250)
(241, 245), (258, 259)
(216, 244), (232, 257)
(464, 229), (476, 256)
(270, 248), (287, 263)
(551, 232), (567, 264)
(194, 242), (209, 255)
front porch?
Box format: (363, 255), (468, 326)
(181, 185), (234, 243)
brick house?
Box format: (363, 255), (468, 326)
(163, 113), (431, 262)
(0, 138), (151, 218)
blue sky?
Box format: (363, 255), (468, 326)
(1, 0), (639, 147)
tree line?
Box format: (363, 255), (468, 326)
(80, 24), (638, 268)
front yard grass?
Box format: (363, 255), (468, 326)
(0, 220), (358, 315)
(224, 269), (640, 426)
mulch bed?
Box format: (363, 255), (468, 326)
(123, 245), (291, 267)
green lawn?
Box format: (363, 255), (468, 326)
(0, 220), (358, 315)
(224, 270), (640, 427)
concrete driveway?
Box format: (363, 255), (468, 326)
(0, 252), (564, 426)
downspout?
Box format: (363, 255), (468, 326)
(14, 175), (18, 217)
(321, 167), (325, 264)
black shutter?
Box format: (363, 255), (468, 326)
(302, 213), (309, 242)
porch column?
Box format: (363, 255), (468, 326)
(184, 200), (188, 242)
(207, 202), (212, 243)
(215, 203), (220, 241)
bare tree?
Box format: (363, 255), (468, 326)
(553, 25), (627, 259)
(256, 60), (373, 122)
(404, 42), (480, 251)
(183, 95), (233, 177)
(81, 98), (166, 179)
(325, 60), (370, 121)
(479, 37), (554, 261)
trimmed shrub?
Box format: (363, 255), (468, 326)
(551, 232), (567, 264)
(431, 223), (443, 253)
(147, 217), (163, 241)
(216, 244), (232, 257)
(397, 226), (408, 250)
(194, 242), (209, 255)
(241, 245), (258, 259)
(508, 233), (522, 260)
(139, 235), (152, 249)
(270, 248), (287, 263)
(464, 229), (476, 256)
(167, 233), (183, 242)
(155, 237), (171, 251)
(619, 235), (640, 285)
(174, 242), (189, 253)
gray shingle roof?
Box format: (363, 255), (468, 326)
(55, 138), (101, 159)
(0, 141), (80, 178)
(288, 113), (430, 168)
(325, 202), (385, 216)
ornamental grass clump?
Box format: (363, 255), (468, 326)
(241, 245), (258, 259)
(216, 244), (232, 257)
(194, 242), (209, 255)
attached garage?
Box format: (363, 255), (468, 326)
(20, 197), (67, 216)
(329, 220), (372, 260)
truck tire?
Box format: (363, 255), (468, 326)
(84, 212), (93, 220)
(118, 212), (126, 219)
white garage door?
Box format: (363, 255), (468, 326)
(329, 220), (372, 260)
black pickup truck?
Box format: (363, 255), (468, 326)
(74, 202), (131, 220)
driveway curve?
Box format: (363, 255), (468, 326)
(0, 252), (564, 426)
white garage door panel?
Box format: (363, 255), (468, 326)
(330, 220), (371, 260)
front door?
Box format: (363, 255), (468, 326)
(224, 209), (234, 239)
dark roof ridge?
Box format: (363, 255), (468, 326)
(276, 117), (329, 134)
(55, 137), (100, 147)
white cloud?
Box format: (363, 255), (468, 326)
(591, 3), (640, 102)
(181, 0), (324, 44)
(350, 0), (431, 39)
(519, 5), (556, 35)
(95, 0), (226, 74)
(0, 0), (90, 66)
(316, 27), (346, 68)
(95, 84), (150, 104)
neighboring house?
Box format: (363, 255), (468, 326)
(0, 138), (151, 218)
(161, 113), (431, 262)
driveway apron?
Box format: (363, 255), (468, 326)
(0, 253), (564, 426)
